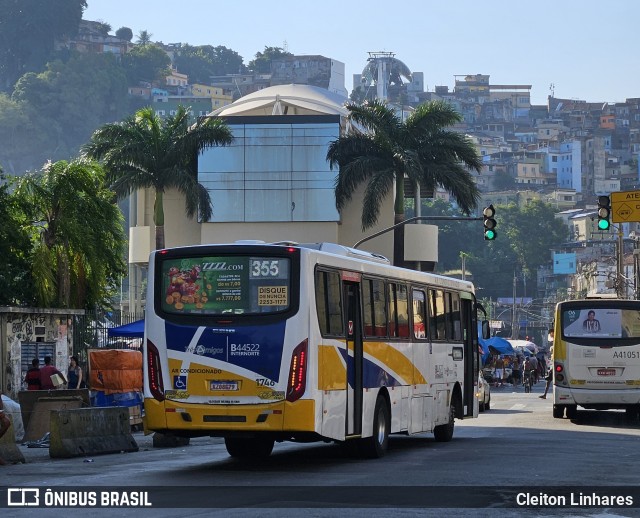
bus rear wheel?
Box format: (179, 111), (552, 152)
(434, 399), (456, 442)
(566, 405), (578, 419)
(625, 405), (640, 421)
(361, 396), (390, 458)
(224, 437), (275, 458)
(553, 405), (564, 418)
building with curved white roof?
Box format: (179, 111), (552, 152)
(208, 84), (349, 117)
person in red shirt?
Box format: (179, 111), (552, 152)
(39, 356), (66, 390)
(25, 358), (41, 390)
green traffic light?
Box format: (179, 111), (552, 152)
(598, 219), (610, 230)
(485, 229), (496, 240)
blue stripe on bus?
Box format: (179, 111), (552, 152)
(165, 321), (286, 381)
(339, 347), (402, 389)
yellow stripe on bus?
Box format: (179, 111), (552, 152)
(318, 344), (347, 391)
(364, 342), (426, 385)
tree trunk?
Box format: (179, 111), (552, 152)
(155, 225), (165, 250)
(393, 212), (405, 268)
(154, 189), (165, 250)
(57, 248), (71, 308)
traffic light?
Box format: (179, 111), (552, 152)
(483, 205), (497, 240)
(597, 195), (611, 231)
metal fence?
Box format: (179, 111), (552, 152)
(72, 310), (144, 367)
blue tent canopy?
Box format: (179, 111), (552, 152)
(479, 336), (514, 365)
(107, 319), (144, 338)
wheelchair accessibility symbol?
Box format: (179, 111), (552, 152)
(173, 375), (187, 389)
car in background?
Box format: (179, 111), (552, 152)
(477, 371), (491, 412)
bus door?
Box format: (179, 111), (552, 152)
(461, 298), (478, 417)
(343, 274), (363, 437)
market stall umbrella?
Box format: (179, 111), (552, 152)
(107, 320), (144, 338)
(479, 336), (514, 364)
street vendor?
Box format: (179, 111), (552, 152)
(494, 355), (505, 387)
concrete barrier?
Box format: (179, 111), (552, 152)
(18, 390), (90, 432)
(22, 397), (84, 442)
(49, 407), (139, 458)
(0, 419), (25, 464)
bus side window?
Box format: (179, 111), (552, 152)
(373, 280), (387, 337)
(412, 289), (427, 339)
(396, 284), (409, 338)
(430, 289), (446, 340)
(388, 282), (409, 339)
(315, 270), (343, 336)
(388, 283), (398, 338)
(450, 292), (462, 341)
(363, 278), (388, 338)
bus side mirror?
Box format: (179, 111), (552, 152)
(481, 320), (490, 339)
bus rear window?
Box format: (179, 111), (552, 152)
(562, 308), (640, 339)
(159, 256), (291, 315)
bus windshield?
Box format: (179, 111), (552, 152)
(159, 255), (291, 315)
(562, 307), (640, 339)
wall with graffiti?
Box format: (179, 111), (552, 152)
(1, 311), (75, 399)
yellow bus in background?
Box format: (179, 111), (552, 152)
(552, 298), (640, 420)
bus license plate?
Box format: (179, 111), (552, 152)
(597, 369), (616, 376)
(210, 381), (239, 391)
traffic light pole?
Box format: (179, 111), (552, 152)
(352, 215), (483, 249)
(617, 224), (625, 299)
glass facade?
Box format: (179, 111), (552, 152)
(198, 115), (341, 223)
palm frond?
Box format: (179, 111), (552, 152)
(361, 170), (395, 230)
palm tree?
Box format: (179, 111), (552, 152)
(14, 159), (126, 308)
(82, 105), (233, 250)
(327, 100), (483, 267)
(136, 30), (153, 46)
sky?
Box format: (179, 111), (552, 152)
(84, 0), (640, 106)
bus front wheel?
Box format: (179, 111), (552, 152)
(553, 405), (564, 418)
(225, 437), (274, 458)
(361, 396), (390, 458)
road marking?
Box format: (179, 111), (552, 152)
(510, 404), (526, 410)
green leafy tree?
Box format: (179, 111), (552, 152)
(0, 166), (35, 305)
(115, 27), (133, 42)
(121, 43), (170, 85)
(327, 100), (482, 267)
(248, 46), (292, 74)
(208, 45), (246, 76)
(13, 159), (126, 309)
(468, 201), (568, 299)
(82, 106), (234, 250)
(173, 44), (214, 85)
(409, 198), (567, 299)
(10, 52), (129, 172)
(175, 44), (246, 81)
(0, 0), (86, 91)
(0, 92), (41, 174)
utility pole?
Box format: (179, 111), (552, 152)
(460, 252), (468, 281)
(511, 270), (518, 339)
(617, 225), (624, 298)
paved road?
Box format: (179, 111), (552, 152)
(3, 378), (640, 517)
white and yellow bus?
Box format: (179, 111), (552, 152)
(552, 298), (640, 420)
(143, 242), (483, 458)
